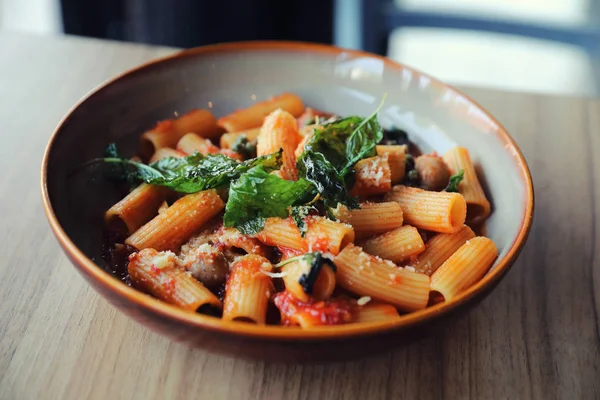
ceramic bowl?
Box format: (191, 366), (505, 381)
(41, 42), (533, 362)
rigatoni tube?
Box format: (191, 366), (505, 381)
(350, 155), (392, 197)
(148, 147), (186, 163)
(430, 236), (498, 301)
(305, 217), (355, 255)
(256, 217), (307, 252)
(334, 244), (430, 312)
(140, 109), (219, 157)
(384, 185), (466, 233)
(376, 145), (406, 184)
(176, 132), (219, 155)
(125, 189), (225, 251)
(360, 225), (425, 263)
(217, 93), (305, 132)
(219, 128), (261, 149)
(353, 303), (400, 323)
(257, 109), (301, 181)
(333, 202), (403, 239)
(443, 146), (491, 224)
(105, 184), (169, 234)
(127, 248), (221, 312)
(412, 225), (475, 275)
(223, 254), (274, 324)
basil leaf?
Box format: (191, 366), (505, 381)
(297, 150), (359, 209)
(307, 117), (362, 170)
(445, 169), (465, 192)
(103, 144), (282, 193)
(224, 165), (314, 235)
(343, 114), (383, 173)
(297, 110), (382, 210)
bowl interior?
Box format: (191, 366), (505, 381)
(45, 43), (530, 328)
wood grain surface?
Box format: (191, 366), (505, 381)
(0, 32), (599, 399)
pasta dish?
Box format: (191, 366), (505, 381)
(99, 92), (496, 327)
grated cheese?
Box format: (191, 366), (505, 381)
(260, 270), (287, 278)
(152, 251), (175, 269)
(357, 296), (371, 306)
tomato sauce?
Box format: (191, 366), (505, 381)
(273, 290), (354, 326)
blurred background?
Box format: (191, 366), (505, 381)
(2, 0), (599, 97)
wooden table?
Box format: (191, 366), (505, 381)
(1, 32), (598, 399)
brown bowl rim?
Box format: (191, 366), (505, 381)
(40, 41), (534, 341)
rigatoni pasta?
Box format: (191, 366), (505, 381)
(305, 217), (355, 255)
(334, 244), (430, 312)
(223, 255), (274, 324)
(217, 92), (304, 132)
(125, 189), (224, 251)
(99, 92), (497, 329)
(256, 217), (306, 252)
(128, 248), (222, 311)
(333, 202), (403, 239)
(220, 127), (261, 149)
(360, 225), (425, 263)
(376, 145), (406, 184)
(430, 237), (498, 301)
(149, 147), (185, 163)
(257, 109), (301, 181)
(353, 303), (401, 323)
(140, 109), (219, 157)
(350, 155), (392, 197)
(412, 225), (476, 275)
(176, 132), (220, 155)
(384, 185), (466, 233)
(105, 184), (169, 233)
(443, 147), (491, 224)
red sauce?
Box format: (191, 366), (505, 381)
(388, 275), (403, 285)
(273, 291), (354, 326)
(307, 237), (329, 253)
(278, 247), (303, 260)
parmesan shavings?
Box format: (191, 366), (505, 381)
(260, 270), (288, 278)
(152, 251), (175, 269)
(357, 296), (371, 306)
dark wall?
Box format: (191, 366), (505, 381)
(61, 0), (334, 47)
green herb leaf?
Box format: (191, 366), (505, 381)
(103, 144), (282, 193)
(223, 165), (314, 235)
(296, 101), (384, 211)
(343, 115), (383, 172)
(445, 169), (465, 192)
(297, 150), (359, 210)
(231, 134), (257, 159)
(100, 143), (141, 187)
